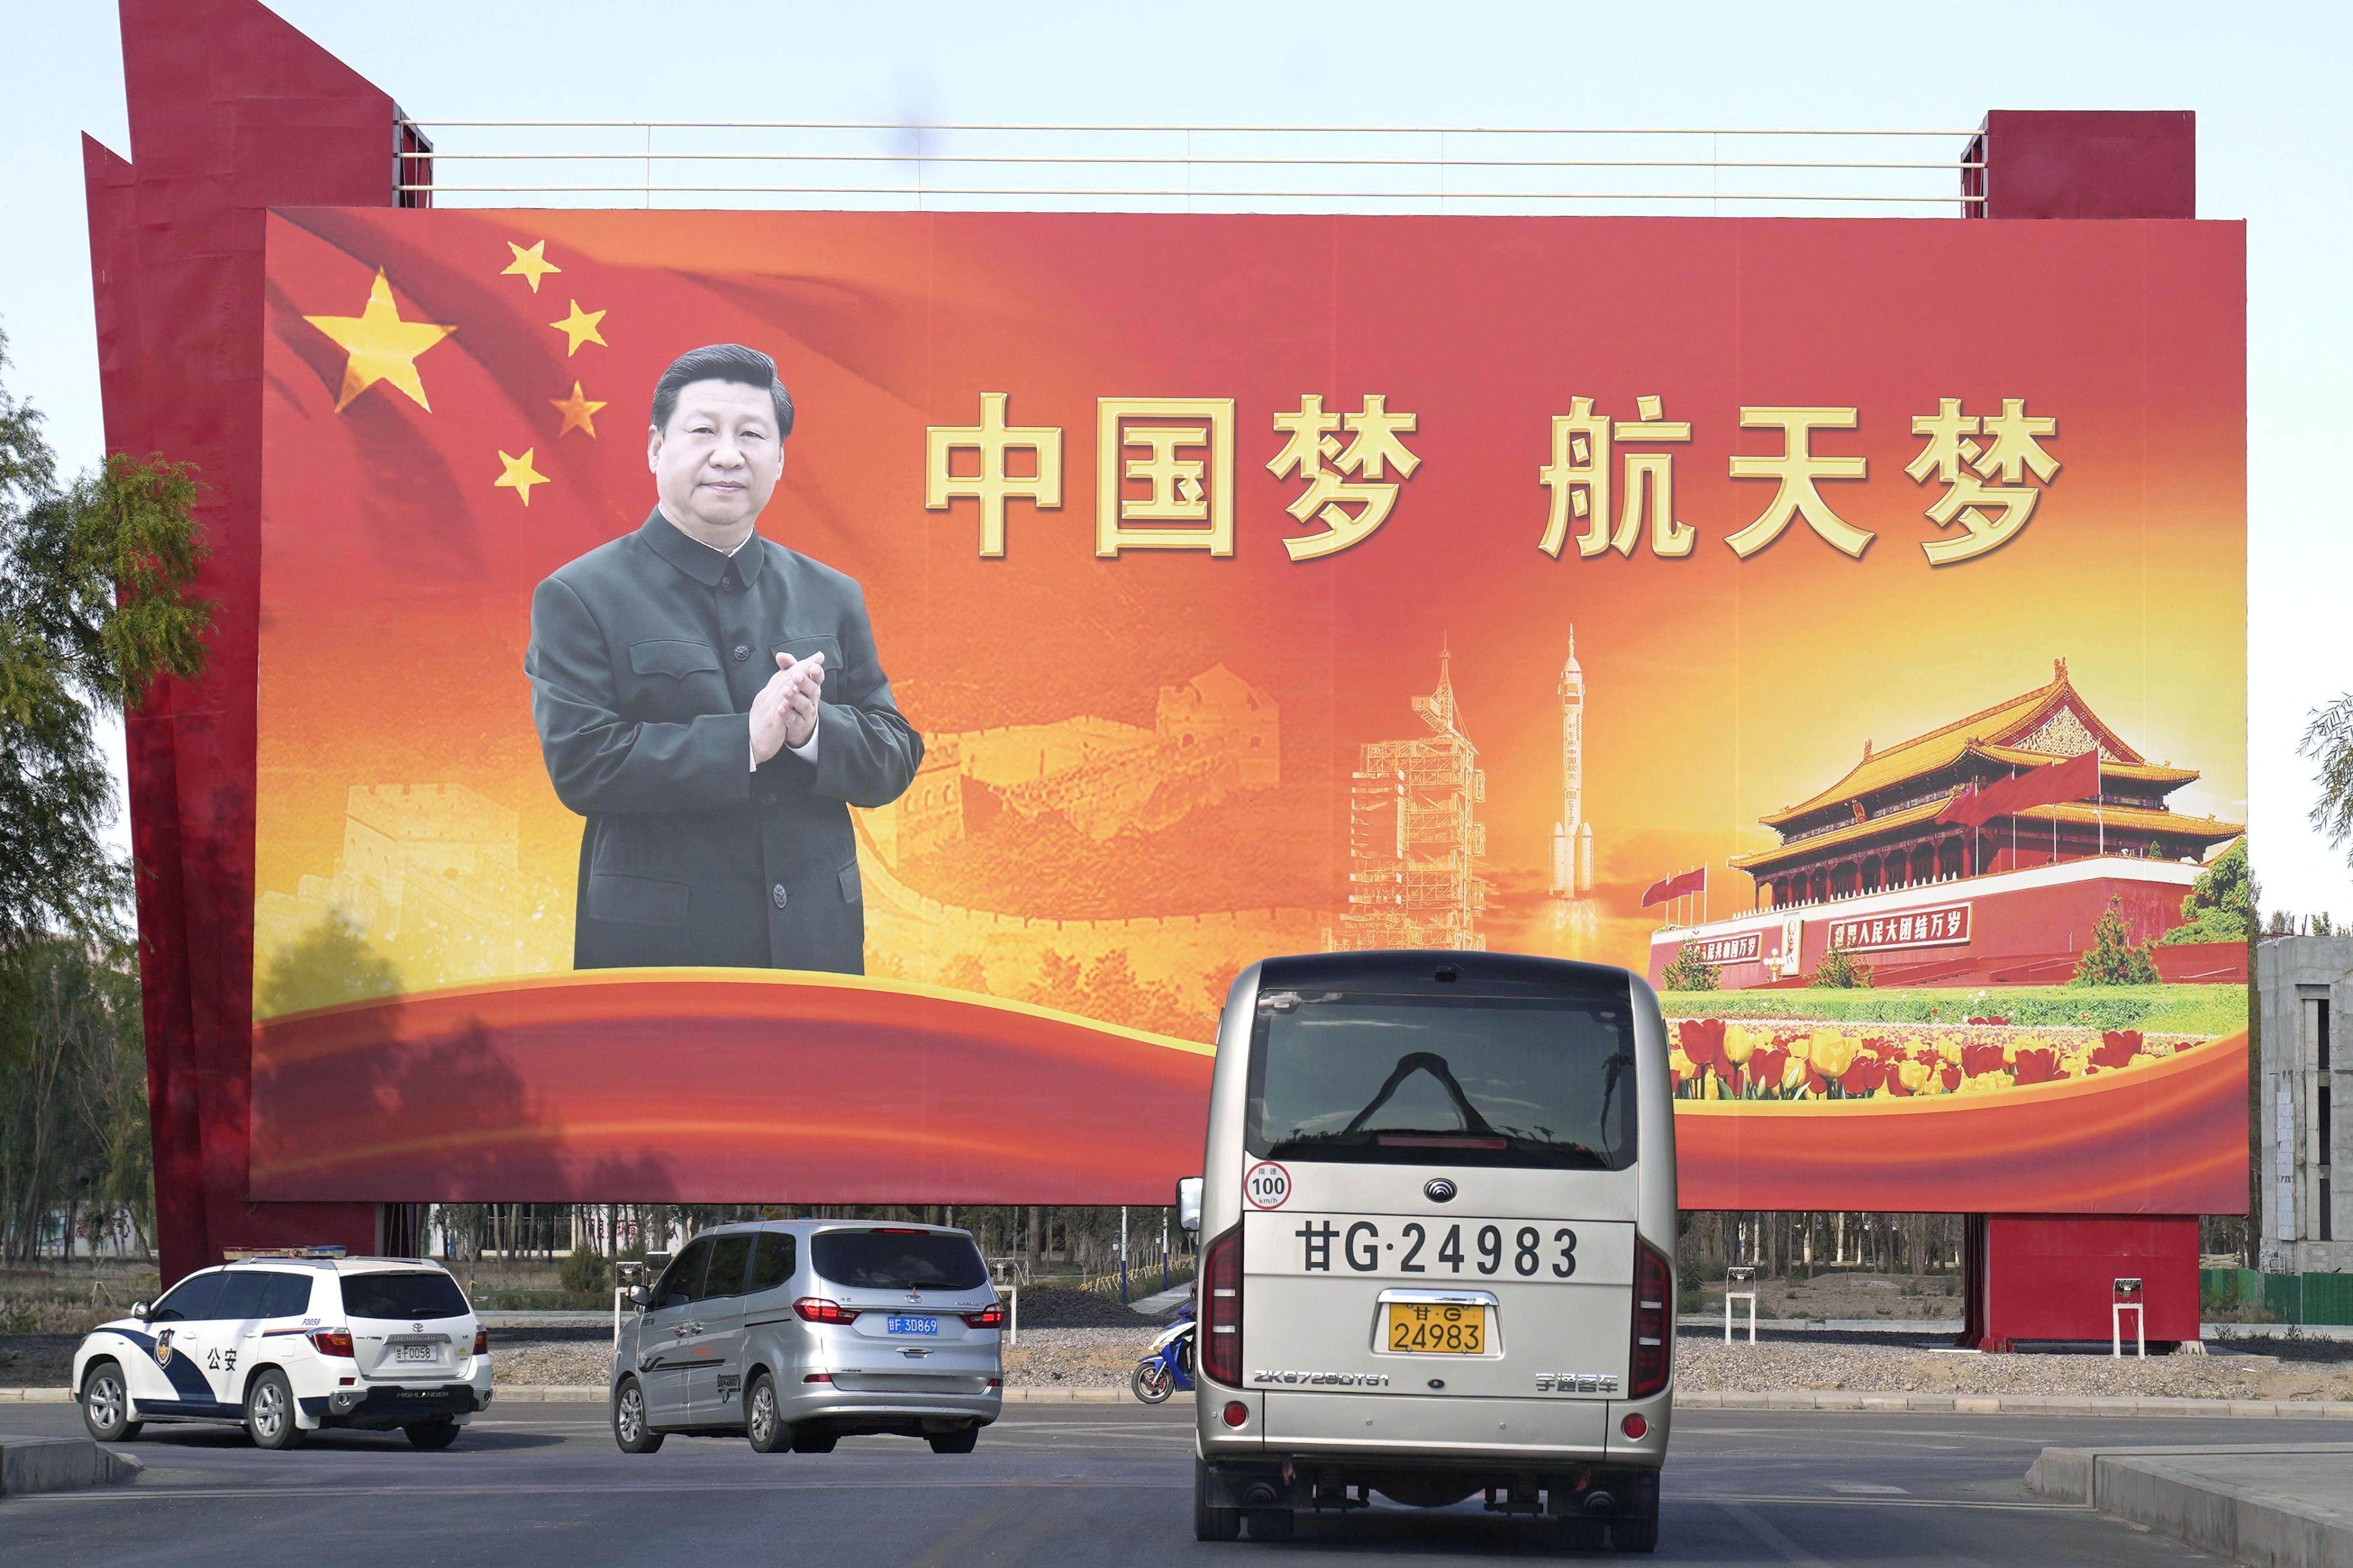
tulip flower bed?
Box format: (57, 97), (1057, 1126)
(1668, 1017), (2208, 1103)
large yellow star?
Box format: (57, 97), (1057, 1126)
(501, 239), (562, 293)
(303, 270), (455, 413)
(549, 299), (607, 356)
(550, 381), (607, 439)
(495, 447), (550, 506)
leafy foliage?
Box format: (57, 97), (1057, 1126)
(1, 328), (213, 946)
(2304, 692), (2353, 870)
(1655, 982), (2243, 1037)
(1809, 943), (1873, 989)
(0, 939), (152, 1262)
(2072, 896), (2160, 986)
(2163, 838), (2252, 944)
(1659, 940), (1720, 991)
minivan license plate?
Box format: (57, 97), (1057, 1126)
(886, 1315), (939, 1336)
(1385, 1302), (1486, 1354)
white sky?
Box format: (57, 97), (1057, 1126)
(4, 0), (2348, 921)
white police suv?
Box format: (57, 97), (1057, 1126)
(72, 1248), (494, 1450)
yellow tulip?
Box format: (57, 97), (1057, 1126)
(1897, 1059), (1933, 1094)
(1934, 1036), (1964, 1064)
(1780, 1055), (1810, 1093)
(1809, 1031), (1857, 1078)
(1668, 1048), (1695, 1082)
(1723, 1024), (1758, 1066)
(1786, 1036), (1813, 1065)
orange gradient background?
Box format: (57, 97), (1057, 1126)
(250, 209), (2244, 1203)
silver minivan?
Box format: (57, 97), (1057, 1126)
(1188, 952), (1676, 1549)
(610, 1220), (1003, 1454)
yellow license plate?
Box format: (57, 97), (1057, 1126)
(1385, 1302), (1487, 1355)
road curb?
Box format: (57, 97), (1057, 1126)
(0, 1435), (142, 1496)
(1675, 1392), (2353, 1418)
(2026, 1442), (2353, 1568)
(5, 1385), (2351, 1416)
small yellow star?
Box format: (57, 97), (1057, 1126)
(495, 448), (550, 506)
(550, 381), (608, 439)
(303, 270), (455, 413)
(549, 299), (607, 356)
(501, 239), (562, 293)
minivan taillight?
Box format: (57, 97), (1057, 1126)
(794, 1296), (860, 1325)
(1629, 1236), (1672, 1400)
(309, 1328), (355, 1358)
(960, 1303), (1006, 1329)
(1199, 1224), (1243, 1387)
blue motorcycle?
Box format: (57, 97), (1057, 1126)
(1130, 1304), (1195, 1403)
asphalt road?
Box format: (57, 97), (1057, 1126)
(0, 1401), (2275, 1566)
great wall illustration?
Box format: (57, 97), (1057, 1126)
(253, 647), (1601, 1033)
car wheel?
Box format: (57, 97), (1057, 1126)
(80, 1360), (140, 1442)
(1609, 1493), (1661, 1554)
(611, 1377), (665, 1454)
(745, 1374), (787, 1454)
(1194, 1457), (1242, 1542)
(790, 1426), (837, 1454)
(244, 1368), (304, 1450)
(404, 1417), (460, 1451)
(926, 1425), (978, 1454)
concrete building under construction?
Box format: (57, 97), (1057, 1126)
(1329, 644), (1488, 952)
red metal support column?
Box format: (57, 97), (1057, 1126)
(1958, 106), (2218, 1348)
(84, 0), (407, 1285)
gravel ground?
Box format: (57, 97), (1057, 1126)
(1673, 1333), (2353, 1401)
(14, 1323), (2353, 1403)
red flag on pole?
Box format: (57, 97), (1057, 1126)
(1936, 750), (2100, 831)
(1642, 867), (1705, 909)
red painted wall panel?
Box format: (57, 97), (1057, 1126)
(1981, 1213), (2201, 1345)
(88, 0), (400, 1284)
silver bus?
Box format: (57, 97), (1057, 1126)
(1185, 951), (1675, 1550)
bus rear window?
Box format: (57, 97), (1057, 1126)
(1245, 986), (1637, 1170)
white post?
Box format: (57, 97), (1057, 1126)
(2112, 1301), (2144, 1359)
(613, 1285), (623, 1352)
(1009, 1284), (1019, 1347)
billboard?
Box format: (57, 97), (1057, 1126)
(252, 209), (2246, 1210)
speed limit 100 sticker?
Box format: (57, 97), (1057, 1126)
(1244, 1161), (1292, 1210)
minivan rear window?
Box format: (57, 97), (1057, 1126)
(1246, 985), (1637, 1170)
(342, 1271), (470, 1321)
(811, 1231), (987, 1291)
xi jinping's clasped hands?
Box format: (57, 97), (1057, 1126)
(750, 649), (825, 765)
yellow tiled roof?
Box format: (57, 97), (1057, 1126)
(1975, 745), (2198, 787)
(2011, 803), (2244, 841)
(1761, 670), (2143, 828)
(1732, 798), (2244, 876)
(1730, 799), (1950, 871)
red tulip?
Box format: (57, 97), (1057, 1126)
(1678, 1017), (1726, 1067)
(2091, 1030), (2143, 1070)
(2011, 1046), (2064, 1085)
(1962, 1043), (2008, 1079)
(1841, 1058), (1887, 1094)
(1940, 1063), (1962, 1092)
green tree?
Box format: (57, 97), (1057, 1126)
(1, 327), (213, 946)
(2072, 895), (2159, 986)
(0, 938), (150, 1262)
(2305, 694), (2353, 870)
(1809, 943), (1873, 989)
(1659, 940), (1720, 992)
(2161, 838), (2253, 944)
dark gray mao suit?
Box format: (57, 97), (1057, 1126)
(525, 510), (923, 973)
